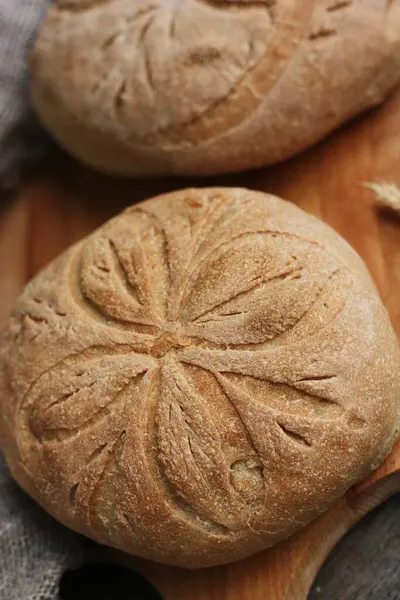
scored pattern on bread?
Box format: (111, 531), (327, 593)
(20, 190), (357, 533)
(114, 0), (303, 147)
(1, 189), (399, 567)
(30, 0), (400, 176)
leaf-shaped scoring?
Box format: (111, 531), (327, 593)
(182, 232), (349, 346)
(157, 355), (255, 529)
(15, 345), (165, 542)
(18, 347), (157, 510)
(181, 341), (345, 411)
(79, 212), (170, 331)
(212, 369), (367, 525)
(215, 373), (339, 474)
(26, 349), (155, 444)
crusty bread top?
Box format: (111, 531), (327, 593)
(0, 188), (399, 568)
(30, 0), (400, 176)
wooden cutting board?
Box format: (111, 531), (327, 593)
(1, 87), (400, 600)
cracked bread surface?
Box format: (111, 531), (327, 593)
(30, 0), (400, 176)
(0, 188), (399, 568)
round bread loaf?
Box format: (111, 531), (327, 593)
(30, 0), (400, 177)
(0, 188), (399, 568)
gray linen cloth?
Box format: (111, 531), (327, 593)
(0, 453), (82, 600)
(0, 0), (51, 189)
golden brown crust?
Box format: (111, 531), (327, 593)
(0, 188), (399, 567)
(30, 0), (400, 176)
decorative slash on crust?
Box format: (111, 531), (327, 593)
(30, 0), (400, 176)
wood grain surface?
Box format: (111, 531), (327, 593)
(1, 88), (400, 600)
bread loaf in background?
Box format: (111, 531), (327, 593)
(0, 188), (399, 568)
(30, 0), (400, 177)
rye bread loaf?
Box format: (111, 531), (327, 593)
(0, 188), (399, 568)
(30, 0), (400, 176)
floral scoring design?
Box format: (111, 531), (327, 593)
(20, 190), (358, 542)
